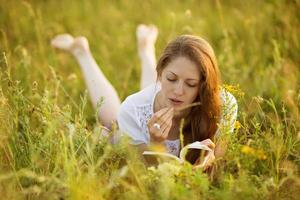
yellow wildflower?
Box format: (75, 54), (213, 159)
(256, 150), (267, 160)
(234, 121), (241, 130)
(222, 84), (245, 99)
(241, 145), (255, 155)
(241, 145), (267, 160)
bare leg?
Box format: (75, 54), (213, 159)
(51, 34), (121, 129)
(136, 24), (158, 89)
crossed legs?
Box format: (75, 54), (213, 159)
(51, 24), (158, 129)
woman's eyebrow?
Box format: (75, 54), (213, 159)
(167, 71), (178, 76)
(167, 71), (199, 81)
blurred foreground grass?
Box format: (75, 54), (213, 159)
(0, 0), (300, 199)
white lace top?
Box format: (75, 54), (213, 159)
(117, 82), (238, 157)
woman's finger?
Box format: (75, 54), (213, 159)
(147, 107), (169, 127)
(148, 107), (174, 142)
(149, 123), (162, 138)
(159, 110), (173, 131)
(155, 107), (173, 126)
(158, 109), (174, 137)
(151, 113), (173, 141)
(158, 108), (174, 127)
(150, 126), (166, 142)
(154, 115), (172, 139)
(148, 121), (166, 140)
(160, 119), (172, 139)
(201, 139), (215, 150)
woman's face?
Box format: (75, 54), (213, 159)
(158, 56), (200, 117)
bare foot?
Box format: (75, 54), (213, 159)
(51, 34), (90, 56)
(51, 34), (75, 51)
(71, 36), (90, 56)
(136, 24), (158, 52)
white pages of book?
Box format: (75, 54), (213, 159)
(143, 141), (213, 164)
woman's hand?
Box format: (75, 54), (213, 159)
(147, 107), (174, 143)
(192, 139), (216, 171)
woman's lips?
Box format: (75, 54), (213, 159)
(168, 98), (184, 106)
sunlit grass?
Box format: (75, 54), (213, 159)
(0, 0), (299, 199)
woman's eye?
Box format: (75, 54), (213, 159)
(167, 78), (176, 82)
(187, 83), (197, 87)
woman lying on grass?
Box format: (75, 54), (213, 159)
(51, 24), (238, 171)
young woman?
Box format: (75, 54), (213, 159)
(51, 24), (238, 170)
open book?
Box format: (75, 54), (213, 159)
(143, 141), (213, 166)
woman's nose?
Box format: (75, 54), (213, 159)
(174, 82), (184, 96)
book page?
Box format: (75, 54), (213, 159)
(143, 141), (213, 165)
(179, 141), (212, 162)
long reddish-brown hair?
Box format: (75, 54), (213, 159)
(156, 35), (222, 164)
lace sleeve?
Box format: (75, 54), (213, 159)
(215, 90), (238, 138)
(117, 97), (148, 145)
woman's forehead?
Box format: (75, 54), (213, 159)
(163, 56), (200, 80)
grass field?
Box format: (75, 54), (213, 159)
(0, 0), (300, 199)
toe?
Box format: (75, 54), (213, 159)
(136, 24), (148, 38)
(51, 34), (74, 50)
